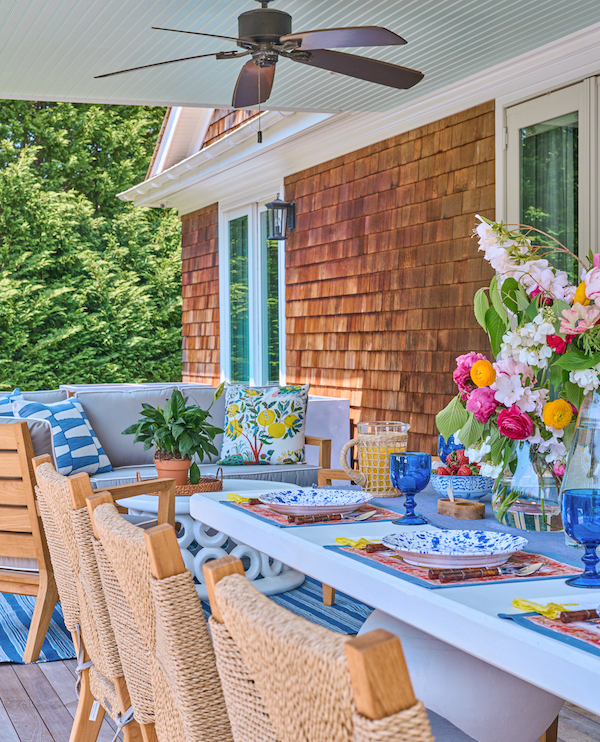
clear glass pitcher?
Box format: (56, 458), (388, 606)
(561, 390), (600, 492)
(340, 421), (410, 497)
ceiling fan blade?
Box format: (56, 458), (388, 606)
(289, 49), (423, 90)
(152, 26), (257, 46)
(232, 61), (276, 108)
(95, 52), (223, 79)
(280, 26), (406, 50)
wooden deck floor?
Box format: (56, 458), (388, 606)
(0, 658), (598, 742)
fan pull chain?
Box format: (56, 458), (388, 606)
(257, 68), (263, 143)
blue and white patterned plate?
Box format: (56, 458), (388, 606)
(381, 530), (528, 569)
(258, 488), (373, 516)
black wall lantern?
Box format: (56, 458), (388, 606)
(265, 194), (295, 240)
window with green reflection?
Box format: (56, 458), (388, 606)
(229, 216), (249, 383)
(261, 211), (280, 384)
(520, 111), (578, 281)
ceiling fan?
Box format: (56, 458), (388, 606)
(95, 0), (424, 109)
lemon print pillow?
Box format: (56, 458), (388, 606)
(218, 384), (309, 465)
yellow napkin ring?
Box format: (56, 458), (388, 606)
(511, 598), (578, 620)
(335, 537), (379, 549)
(227, 493), (250, 504)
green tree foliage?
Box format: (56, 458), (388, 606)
(0, 101), (182, 390)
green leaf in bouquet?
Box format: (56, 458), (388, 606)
(484, 306), (507, 357)
(554, 348), (600, 371)
(473, 288), (490, 331)
(549, 362), (566, 392)
(552, 299), (571, 325)
(488, 428), (505, 466)
(489, 275), (509, 325)
(525, 297), (540, 321)
(499, 277), (524, 315)
(457, 412), (485, 449)
(435, 395), (469, 443)
(564, 379), (584, 411)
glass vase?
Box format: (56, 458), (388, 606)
(492, 441), (562, 532)
(560, 390), (600, 585)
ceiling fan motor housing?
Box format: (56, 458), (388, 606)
(237, 8), (292, 45)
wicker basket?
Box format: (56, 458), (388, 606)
(137, 468), (224, 496)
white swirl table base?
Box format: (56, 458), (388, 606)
(130, 510), (305, 600)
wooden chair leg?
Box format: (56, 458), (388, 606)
(539, 716), (559, 742)
(69, 667), (105, 742)
(115, 676), (144, 742)
(140, 723), (159, 742)
(322, 584), (335, 606)
(22, 572), (59, 663)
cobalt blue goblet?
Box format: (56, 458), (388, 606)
(562, 488), (600, 588)
(390, 452), (431, 526)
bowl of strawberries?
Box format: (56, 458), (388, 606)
(431, 449), (494, 501)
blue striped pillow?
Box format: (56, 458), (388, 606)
(0, 388), (20, 417)
(11, 397), (113, 476)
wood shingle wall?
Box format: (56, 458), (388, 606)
(181, 203), (220, 385)
(283, 101), (495, 453)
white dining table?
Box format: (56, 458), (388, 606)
(189, 490), (600, 742)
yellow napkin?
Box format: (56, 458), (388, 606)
(227, 493), (250, 504)
(335, 537), (380, 549)
(512, 598), (578, 620)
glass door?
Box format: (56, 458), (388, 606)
(228, 214), (250, 383)
(506, 82), (588, 281)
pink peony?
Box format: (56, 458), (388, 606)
(453, 352), (486, 393)
(466, 387), (498, 423)
(546, 334), (571, 354)
(560, 303), (600, 335)
(585, 262), (600, 301)
(553, 461), (566, 477)
(493, 358), (535, 383)
(497, 405), (534, 440)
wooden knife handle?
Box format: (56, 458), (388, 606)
(288, 513), (342, 524)
(559, 608), (599, 624)
(431, 567), (500, 583)
(364, 543), (388, 553)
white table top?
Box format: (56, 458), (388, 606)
(119, 478), (300, 515)
(189, 490), (600, 715)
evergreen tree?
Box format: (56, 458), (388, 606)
(0, 101), (181, 389)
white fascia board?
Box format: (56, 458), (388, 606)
(119, 21), (600, 215)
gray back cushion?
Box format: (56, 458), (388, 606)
(1, 389), (68, 404)
(74, 387), (225, 469)
(0, 418), (54, 460)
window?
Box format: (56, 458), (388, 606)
(220, 202), (285, 385)
(505, 79), (598, 278)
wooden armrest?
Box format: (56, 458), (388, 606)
(317, 468), (354, 486)
(305, 435), (331, 469)
(94, 478), (176, 529)
(102, 478), (176, 500)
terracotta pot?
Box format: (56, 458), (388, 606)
(154, 457), (191, 485)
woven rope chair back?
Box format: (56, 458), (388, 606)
(34, 462), (121, 681)
(212, 574), (435, 742)
(93, 501), (232, 742)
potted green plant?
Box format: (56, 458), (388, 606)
(122, 384), (224, 485)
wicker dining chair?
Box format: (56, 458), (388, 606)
(87, 495), (232, 742)
(32, 454), (175, 742)
(200, 553), (435, 742)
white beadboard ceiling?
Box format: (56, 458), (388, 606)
(2, 0), (600, 113)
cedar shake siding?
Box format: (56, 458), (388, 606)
(181, 203), (220, 386)
(283, 101), (495, 453)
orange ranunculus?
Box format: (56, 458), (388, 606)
(542, 399), (573, 430)
(470, 360), (496, 388)
(574, 281), (590, 306)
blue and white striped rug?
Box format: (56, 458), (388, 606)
(0, 593), (74, 663)
(1, 578), (372, 664)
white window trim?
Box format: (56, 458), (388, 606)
(218, 186), (287, 386)
(497, 76), (600, 255)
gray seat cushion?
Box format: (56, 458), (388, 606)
(427, 710), (476, 740)
(89, 462), (321, 489)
